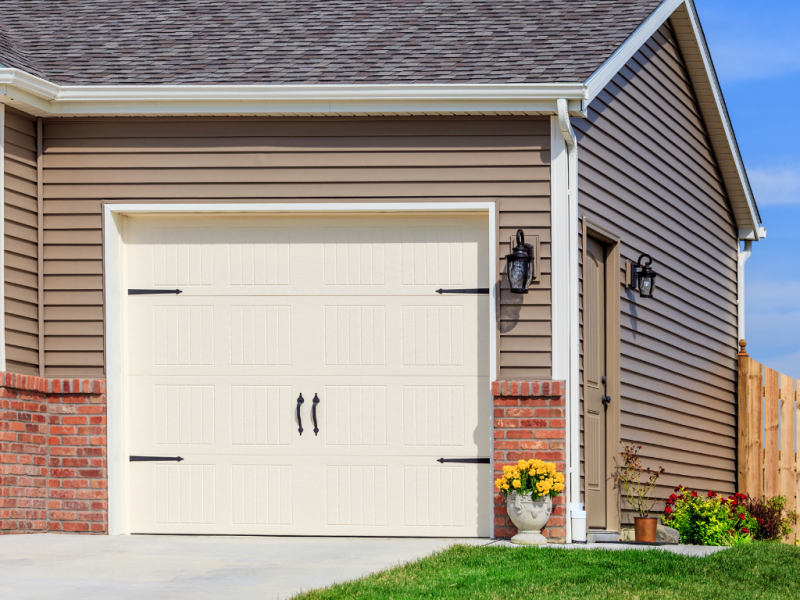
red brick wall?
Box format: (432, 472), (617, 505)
(0, 372), (107, 534)
(492, 380), (567, 542)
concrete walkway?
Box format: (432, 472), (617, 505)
(0, 534), (726, 600)
(0, 534), (489, 600)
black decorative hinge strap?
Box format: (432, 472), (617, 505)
(130, 456), (184, 462)
(437, 458), (490, 464)
(435, 288), (490, 294)
(128, 289), (183, 295)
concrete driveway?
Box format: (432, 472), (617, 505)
(0, 534), (491, 600)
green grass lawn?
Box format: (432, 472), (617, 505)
(292, 542), (800, 600)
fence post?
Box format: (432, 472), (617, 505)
(779, 373), (797, 544)
(738, 340), (751, 494)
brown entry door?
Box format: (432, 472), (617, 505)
(585, 237), (608, 529)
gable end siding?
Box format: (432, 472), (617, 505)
(575, 22), (739, 517)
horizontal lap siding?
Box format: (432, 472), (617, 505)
(575, 23), (739, 521)
(41, 116), (551, 378)
(4, 111), (39, 375)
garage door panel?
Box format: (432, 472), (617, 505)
(131, 455), (487, 536)
(126, 214), (487, 296)
(128, 296), (487, 377)
(130, 376), (488, 458)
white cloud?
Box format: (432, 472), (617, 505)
(710, 39), (800, 83)
(698, 2), (800, 82)
(748, 166), (800, 206)
(747, 280), (800, 311)
(744, 280), (800, 365)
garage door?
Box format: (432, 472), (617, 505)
(125, 212), (490, 536)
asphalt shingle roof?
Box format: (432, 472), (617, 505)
(0, 0), (664, 86)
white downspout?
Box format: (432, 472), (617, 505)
(737, 240), (752, 342)
(557, 99), (581, 541)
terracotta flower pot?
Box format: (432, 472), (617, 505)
(633, 517), (658, 543)
(506, 493), (552, 545)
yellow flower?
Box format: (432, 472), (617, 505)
(517, 459), (528, 469)
(512, 479), (521, 489)
(536, 467), (546, 475)
(502, 483), (510, 490)
(547, 462), (556, 474)
(555, 473), (565, 483)
(554, 483), (565, 492)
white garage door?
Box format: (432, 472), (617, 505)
(125, 212), (490, 536)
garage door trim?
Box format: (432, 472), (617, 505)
(104, 201), (498, 535)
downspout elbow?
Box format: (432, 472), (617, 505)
(557, 98), (577, 150)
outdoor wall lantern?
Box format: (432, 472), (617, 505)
(628, 253), (657, 298)
(505, 229), (536, 294)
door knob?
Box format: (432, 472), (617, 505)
(601, 375), (611, 407)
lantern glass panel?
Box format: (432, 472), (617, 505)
(639, 273), (653, 297)
(508, 258), (531, 291)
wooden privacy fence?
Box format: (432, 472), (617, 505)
(738, 340), (799, 543)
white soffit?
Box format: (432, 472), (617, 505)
(584, 0), (763, 239)
(0, 69), (586, 117)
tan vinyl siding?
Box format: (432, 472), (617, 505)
(41, 116), (552, 378)
(575, 22), (739, 521)
(4, 110), (39, 375)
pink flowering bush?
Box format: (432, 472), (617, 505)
(662, 486), (757, 546)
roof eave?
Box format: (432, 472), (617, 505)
(0, 70), (587, 117)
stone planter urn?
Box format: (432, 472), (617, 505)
(506, 492), (552, 545)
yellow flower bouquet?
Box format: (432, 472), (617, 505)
(495, 459), (566, 500)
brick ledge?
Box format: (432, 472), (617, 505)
(491, 380), (564, 398)
(0, 372), (106, 394)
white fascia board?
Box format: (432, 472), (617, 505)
(584, 0), (684, 103)
(0, 68), (60, 100)
(738, 228), (767, 241)
(0, 69), (587, 116)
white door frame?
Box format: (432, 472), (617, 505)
(104, 202), (498, 535)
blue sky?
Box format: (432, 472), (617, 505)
(695, 0), (800, 378)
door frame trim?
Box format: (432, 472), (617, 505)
(104, 201), (498, 535)
(582, 217), (621, 533)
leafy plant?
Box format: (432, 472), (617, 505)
(663, 488), (757, 546)
(743, 495), (798, 542)
(614, 443), (665, 518)
(494, 459), (565, 500)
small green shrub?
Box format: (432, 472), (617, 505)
(663, 487), (757, 546)
(744, 495), (798, 542)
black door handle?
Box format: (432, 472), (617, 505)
(312, 394), (320, 436)
(296, 393), (304, 435)
(601, 375), (611, 407)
